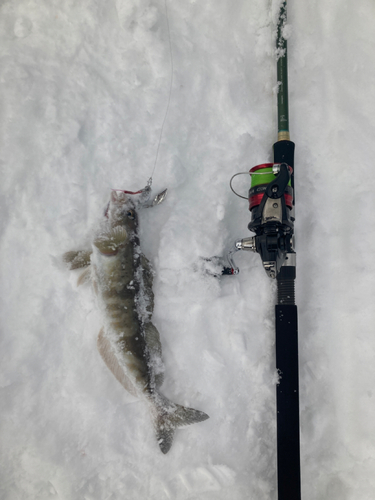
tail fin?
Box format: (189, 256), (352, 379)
(151, 395), (209, 454)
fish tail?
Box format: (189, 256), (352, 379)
(151, 394), (209, 454)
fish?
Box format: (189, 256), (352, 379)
(64, 189), (209, 453)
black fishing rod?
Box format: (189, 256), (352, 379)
(220, 2), (301, 498)
(273, 4), (300, 499)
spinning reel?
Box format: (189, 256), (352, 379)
(224, 158), (295, 282)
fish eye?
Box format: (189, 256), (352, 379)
(127, 210), (135, 220)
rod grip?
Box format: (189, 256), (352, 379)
(275, 304), (301, 500)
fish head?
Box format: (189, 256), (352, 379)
(94, 191), (137, 256)
(106, 190), (138, 231)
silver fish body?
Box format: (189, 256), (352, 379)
(65, 190), (208, 453)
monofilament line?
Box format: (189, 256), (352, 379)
(149, 0), (174, 184)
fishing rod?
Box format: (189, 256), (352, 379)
(273, 5), (301, 499)
(221, 2), (301, 498)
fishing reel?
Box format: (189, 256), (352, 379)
(225, 162), (295, 279)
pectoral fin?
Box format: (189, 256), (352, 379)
(63, 250), (92, 270)
(94, 226), (127, 255)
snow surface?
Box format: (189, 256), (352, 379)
(1, 0), (375, 498)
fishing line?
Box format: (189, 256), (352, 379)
(114, 0), (173, 197)
(148, 0), (174, 187)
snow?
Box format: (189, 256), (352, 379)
(1, 0), (375, 498)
